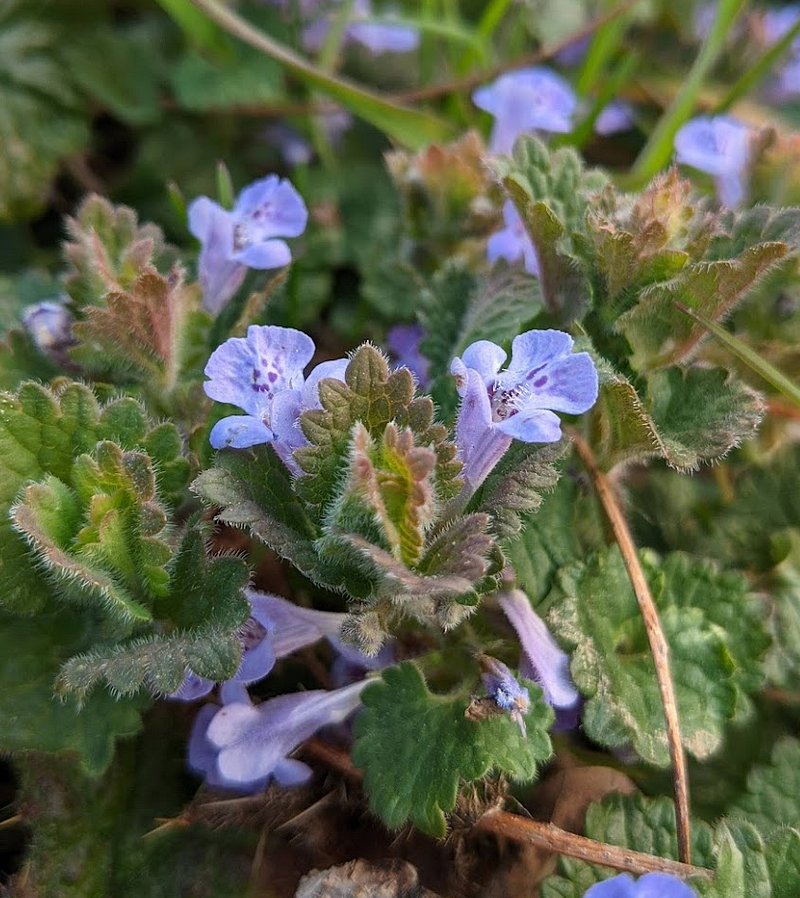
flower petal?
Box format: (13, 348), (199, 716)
(233, 239), (292, 270)
(494, 407), (563, 442)
(236, 633), (276, 684)
(233, 176), (308, 240)
(209, 415), (273, 450)
(458, 340), (507, 383)
(274, 758), (314, 786)
(512, 352), (599, 415)
(507, 329), (574, 374)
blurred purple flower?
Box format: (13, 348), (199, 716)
(450, 330), (598, 490)
(303, 0), (418, 55)
(498, 589), (579, 712)
(22, 299), (74, 357)
(487, 200), (539, 276)
(188, 175), (307, 314)
(479, 655), (530, 735)
(203, 325), (347, 467)
(584, 872), (697, 897)
(673, 115), (754, 207)
(555, 34), (590, 67)
(472, 67), (577, 154)
(196, 679), (369, 790)
(171, 590), (349, 701)
(595, 100), (635, 136)
(386, 323), (431, 387)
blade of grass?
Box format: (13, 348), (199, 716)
(565, 51), (640, 149)
(716, 15), (800, 113)
(575, 1), (634, 97)
(155, 0), (228, 51)
(631, 0), (746, 183)
(675, 302), (800, 410)
(186, 0), (452, 148)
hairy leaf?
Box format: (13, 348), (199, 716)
(730, 739), (800, 837)
(353, 662), (553, 836)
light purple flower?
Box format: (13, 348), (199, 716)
(595, 100), (635, 136)
(386, 323), (431, 387)
(171, 590), (349, 701)
(203, 325), (348, 467)
(472, 67), (577, 154)
(584, 872), (697, 897)
(673, 115), (754, 207)
(498, 589), (579, 711)
(22, 299), (74, 354)
(198, 679), (369, 790)
(487, 200), (539, 276)
(188, 175), (308, 314)
(303, 0), (418, 55)
(479, 655), (530, 735)
(762, 5), (800, 47)
(450, 330), (598, 490)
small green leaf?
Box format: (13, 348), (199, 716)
(764, 828), (800, 898)
(353, 662), (553, 836)
(548, 548), (766, 765)
(730, 740), (800, 837)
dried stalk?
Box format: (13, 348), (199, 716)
(301, 739), (710, 881)
(568, 429), (693, 866)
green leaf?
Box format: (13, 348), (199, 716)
(764, 829), (800, 898)
(170, 45), (282, 111)
(695, 820), (771, 898)
(730, 740), (800, 837)
(617, 205), (800, 371)
(352, 662), (553, 836)
(0, 607), (144, 774)
(548, 548), (766, 766)
(0, 1), (89, 220)
(542, 792), (715, 897)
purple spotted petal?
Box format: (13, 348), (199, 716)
(209, 415), (273, 450)
(584, 872), (697, 898)
(499, 590), (579, 710)
(206, 680), (368, 786)
(204, 325), (315, 418)
(233, 175), (308, 241)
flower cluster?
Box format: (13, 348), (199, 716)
(189, 175), (308, 314)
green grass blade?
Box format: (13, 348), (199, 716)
(187, 0), (452, 149)
(676, 302), (800, 410)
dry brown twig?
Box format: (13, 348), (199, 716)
(567, 429), (693, 866)
(300, 738), (711, 882)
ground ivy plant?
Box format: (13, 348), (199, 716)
(2, 128), (800, 896)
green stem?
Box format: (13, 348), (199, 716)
(631, 0), (746, 183)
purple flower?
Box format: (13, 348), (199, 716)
(303, 0), (418, 55)
(196, 680), (369, 790)
(584, 872), (697, 897)
(498, 589), (579, 712)
(472, 67), (577, 154)
(595, 100), (635, 136)
(479, 655), (530, 735)
(487, 200), (540, 276)
(22, 299), (74, 355)
(171, 590), (349, 701)
(188, 175), (307, 314)
(203, 325), (347, 467)
(386, 323), (431, 387)
(673, 115), (754, 207)
(450, 330), (598, 490)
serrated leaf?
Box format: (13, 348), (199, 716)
(62, 194), (176, 308)
(0, 3), (89, 220)
(0, 607), (144, 774)
(730, 740), (800, 837)
(695, 821), (771, 898)
(617, 205), (800, 371)
(477, 437), (567, 539)
(764, 829), (800, 898)
(352, 662), (553, 836)
(548, 548), (766, 766)
(542, 792), (715, 897)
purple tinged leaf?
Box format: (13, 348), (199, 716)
(498, 589), (579, 710)
(673, 115), (754, 207)
(472, 67), (577, 154)
(583, 872), (697, 897)
(487, 200), (540, 276)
